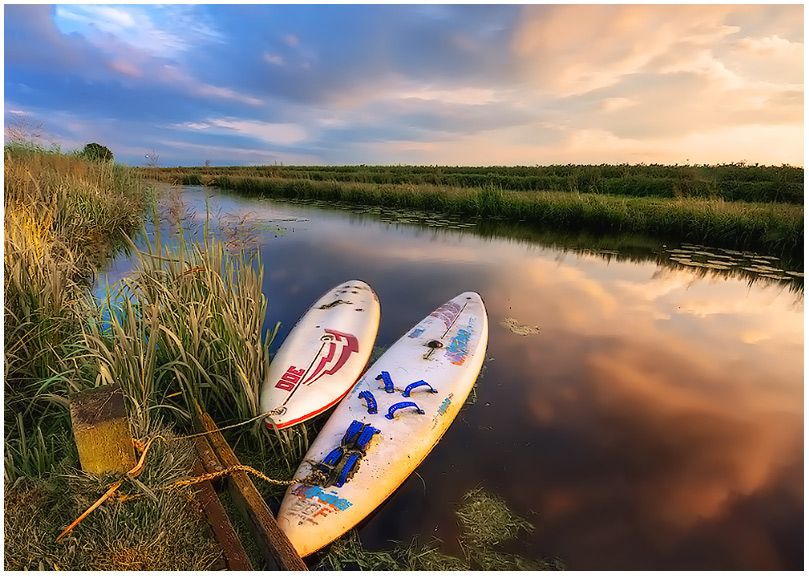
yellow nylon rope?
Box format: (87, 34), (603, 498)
(55, 413), (293, 542)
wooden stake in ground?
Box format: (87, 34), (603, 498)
(69, 385), (136, 475)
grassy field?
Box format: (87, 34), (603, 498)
(150, 163), (804, 203)
(145, 166), (804, 258)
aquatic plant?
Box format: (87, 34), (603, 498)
(318, 487), (562, 571)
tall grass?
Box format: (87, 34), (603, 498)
(4, 147), (150, 453)
(156, 174), (802, 257)
(83, 223), (275, 432)
(3, 148), (307, 569)
(147, 162), (805, 203)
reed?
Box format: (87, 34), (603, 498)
(83, 223), (275, 431)
(159, 174), (802, 257)
(146, 162), (804, 204)
(3, 148), (309, 569)
(4, 146), (150, 456)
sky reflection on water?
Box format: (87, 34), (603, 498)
(98, 187), (803, 569)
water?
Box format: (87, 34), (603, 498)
(99, 186), (803, 570)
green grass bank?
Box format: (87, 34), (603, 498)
(152, 162), (804, 204)
(148, 170), (803, 258)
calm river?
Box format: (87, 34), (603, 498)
(99, 186), (803, 570)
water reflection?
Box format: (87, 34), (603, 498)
(96, 187), (802, 570)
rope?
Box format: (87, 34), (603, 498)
(174, 410), (272, 440)
(55, 435), (163, 541)
(115, 464), (296, 504)
(54, 411), (289, 542)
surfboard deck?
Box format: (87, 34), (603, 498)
(276, 291), (488, 556)
(260, 280), (380, 430)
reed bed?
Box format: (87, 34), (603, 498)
(154, 173), (802, 257)
(4, 147), (149, 452)
(150, 162), (804, 203)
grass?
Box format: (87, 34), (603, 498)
(4, 426), (223, 571)
(3, 148), (238, 569)
(148, 162), (804, 204)
(147, 170), (803, 258)
(4, 145), (151, 478)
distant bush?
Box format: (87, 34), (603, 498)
(81, 142), (114, 162)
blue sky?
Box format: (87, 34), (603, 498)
(4, 4), (804, 166)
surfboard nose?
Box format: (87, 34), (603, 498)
(455, 290), (485, 306)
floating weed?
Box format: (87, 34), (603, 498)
(456, 487), (535, 548)
(317, 531), (401, 571)
(501, 317), (542, 336)
(319, 487), (559, 571)
(396, 538), (469, 570)
(466, 548), (564, 571)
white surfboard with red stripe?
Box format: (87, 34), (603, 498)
(276, 292), (488, 556)
(260, 280), (380, 430)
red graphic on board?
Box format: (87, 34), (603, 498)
(302, 329), (359, 386)
(275, 366), (305, 391)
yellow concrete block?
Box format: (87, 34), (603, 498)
(69, 385), (136, 475)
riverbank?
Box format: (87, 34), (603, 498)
(4, 148), (226, 569)
(147, 170), (803, 258)
(151, 163), (805, 203)
(6, 149), (552, 570)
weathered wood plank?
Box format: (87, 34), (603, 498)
(198, 410), (308, 571)
(69, 385), (136, 475)
(190, 450), (253, 571)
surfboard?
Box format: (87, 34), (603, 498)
(276, 291), (489, 557)
(260, 280), (380, 430)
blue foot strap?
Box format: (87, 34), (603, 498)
(375, 371), (396, 393)
(358, 390), (378, 414)
(402, 380), (437, 397)
(318, 419), (380, 487)
(385, 401), (425, 420)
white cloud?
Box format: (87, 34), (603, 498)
(54, 5), (222, 58)
(264, 52), (285, 66)
(174, 118), (308, 146)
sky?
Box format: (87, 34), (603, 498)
(4, 4), (804, 166)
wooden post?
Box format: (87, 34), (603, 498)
(197, 410), (308, 571)
(69, 385), (136, 475)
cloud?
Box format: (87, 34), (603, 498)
(4, 4), (803, 166)
(54, 5), (222, 58)
(513, 5), (742, 96)
(263, 52), (285, 66)
(175, 118), (308, 146)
